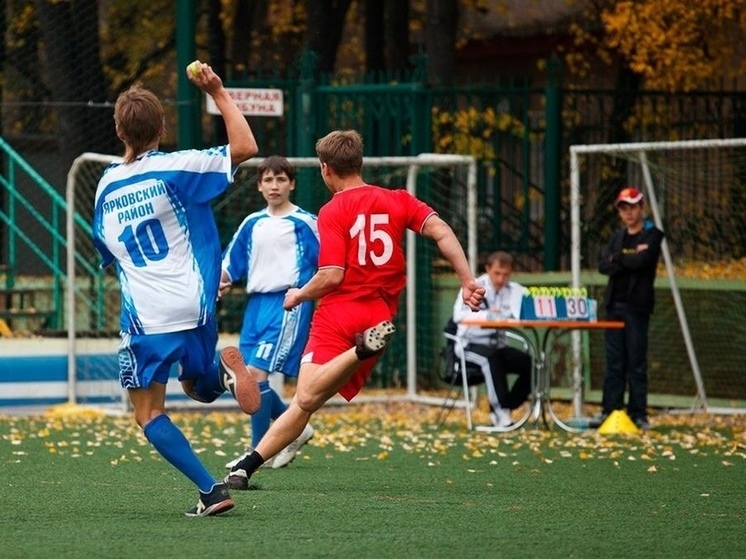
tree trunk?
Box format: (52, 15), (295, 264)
(207, 0), (227, 77)
(592, 66), (642, 239)
(34, 0), (116, 156)
(306, 0), (353, 73)
(230, 0), (268, 74)
(365, 0), (385, 73)
(385, 0), (409, 72)
(363, 0), (410, 75)
(208, 0), (228, 144)
(425, 0), (458, 85)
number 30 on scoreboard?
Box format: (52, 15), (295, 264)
(565, 296), (589, 319)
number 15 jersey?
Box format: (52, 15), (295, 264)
(92, 147), (233, 335)
(316, 185), (436, 312)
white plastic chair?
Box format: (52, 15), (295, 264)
(442, 330), (480, 430)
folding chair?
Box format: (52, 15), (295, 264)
(442, 329), (484, 430)
(442, 321), (532, 431)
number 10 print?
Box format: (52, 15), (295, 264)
(118, 218), (169, 267)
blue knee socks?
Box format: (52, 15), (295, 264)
(270, 384), (287, 419)
(189, 363), (223, 403)
(143, 414), (215, 493)
(251, 381), (288, 447)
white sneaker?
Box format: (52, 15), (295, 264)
(490, 408), (513, 428)
(271, 424), (315, 469)
(355, 321), (396, 360)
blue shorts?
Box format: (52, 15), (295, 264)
(239, 291), (313, 378)
(117, 318), (219, 389)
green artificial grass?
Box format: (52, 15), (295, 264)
(1, 404), (744, 559)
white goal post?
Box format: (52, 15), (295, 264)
(570, 137), (746, 416)
(65, 153), (478, 409)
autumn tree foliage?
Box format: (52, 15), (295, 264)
(602, 0), (746, 91)
(567, 0), (746, 92)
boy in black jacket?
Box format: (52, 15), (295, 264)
(595, 187), (664, 429)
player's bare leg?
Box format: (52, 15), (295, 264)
(253, 350), (359, 455)
(128, 383), (167, 427)
(225, 321), (395, 490)
(224, 354), (357, 491)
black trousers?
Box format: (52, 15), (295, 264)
(464, 343), (532, 410)
(602, 303), (650, 421)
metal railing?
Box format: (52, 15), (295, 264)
(0, 136), (70, 329)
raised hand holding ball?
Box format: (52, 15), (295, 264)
(185, 60), (224, 96)
(187, 60), (203, 77)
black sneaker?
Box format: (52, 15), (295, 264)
(588, 411), (609, 429)
(634, 417), (651, 430)
(185, 483), (234, 517)
(355, 320), (396, 360)
(219, 346), (260, 414)
(225, 463), (251, 491)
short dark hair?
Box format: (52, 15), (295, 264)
(484, 251), (514, 269)
(257, 155), (295, 182)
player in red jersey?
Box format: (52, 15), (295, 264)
(225, 130), (485, 489)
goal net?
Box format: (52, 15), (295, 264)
(65, 153), (477, 410)
(570, 138), (746, 413)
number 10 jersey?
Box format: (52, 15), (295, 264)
(92, 147), (234, 335)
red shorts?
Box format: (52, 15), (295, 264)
(303, 298), (394, 401)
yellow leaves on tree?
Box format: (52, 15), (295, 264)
(431, 106), (527, 162)
(601, 0), (746, 91)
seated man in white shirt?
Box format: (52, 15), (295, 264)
(452, 251), (532, 427)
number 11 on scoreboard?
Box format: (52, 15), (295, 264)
(533, 295), (557, 319)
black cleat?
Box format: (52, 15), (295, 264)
(185, 483), (234, 517)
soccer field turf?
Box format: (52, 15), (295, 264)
(1, 403), (744, 559)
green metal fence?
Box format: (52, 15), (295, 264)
(3, 78), (746, 319)
(3, 68), (746, 402)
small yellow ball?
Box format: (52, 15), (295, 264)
(188, 61), (201, 77)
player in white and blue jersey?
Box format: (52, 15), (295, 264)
(220, 156), (319, 469)
(91, 62), (260, 517)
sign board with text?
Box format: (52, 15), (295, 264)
(205, 88), (284, 117)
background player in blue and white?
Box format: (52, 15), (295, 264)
(91, 61), (260, 517)
(221, 156), (320, 469)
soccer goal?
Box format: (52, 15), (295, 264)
(569, 138), (746, 415)
(65, 153), (478, 410)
